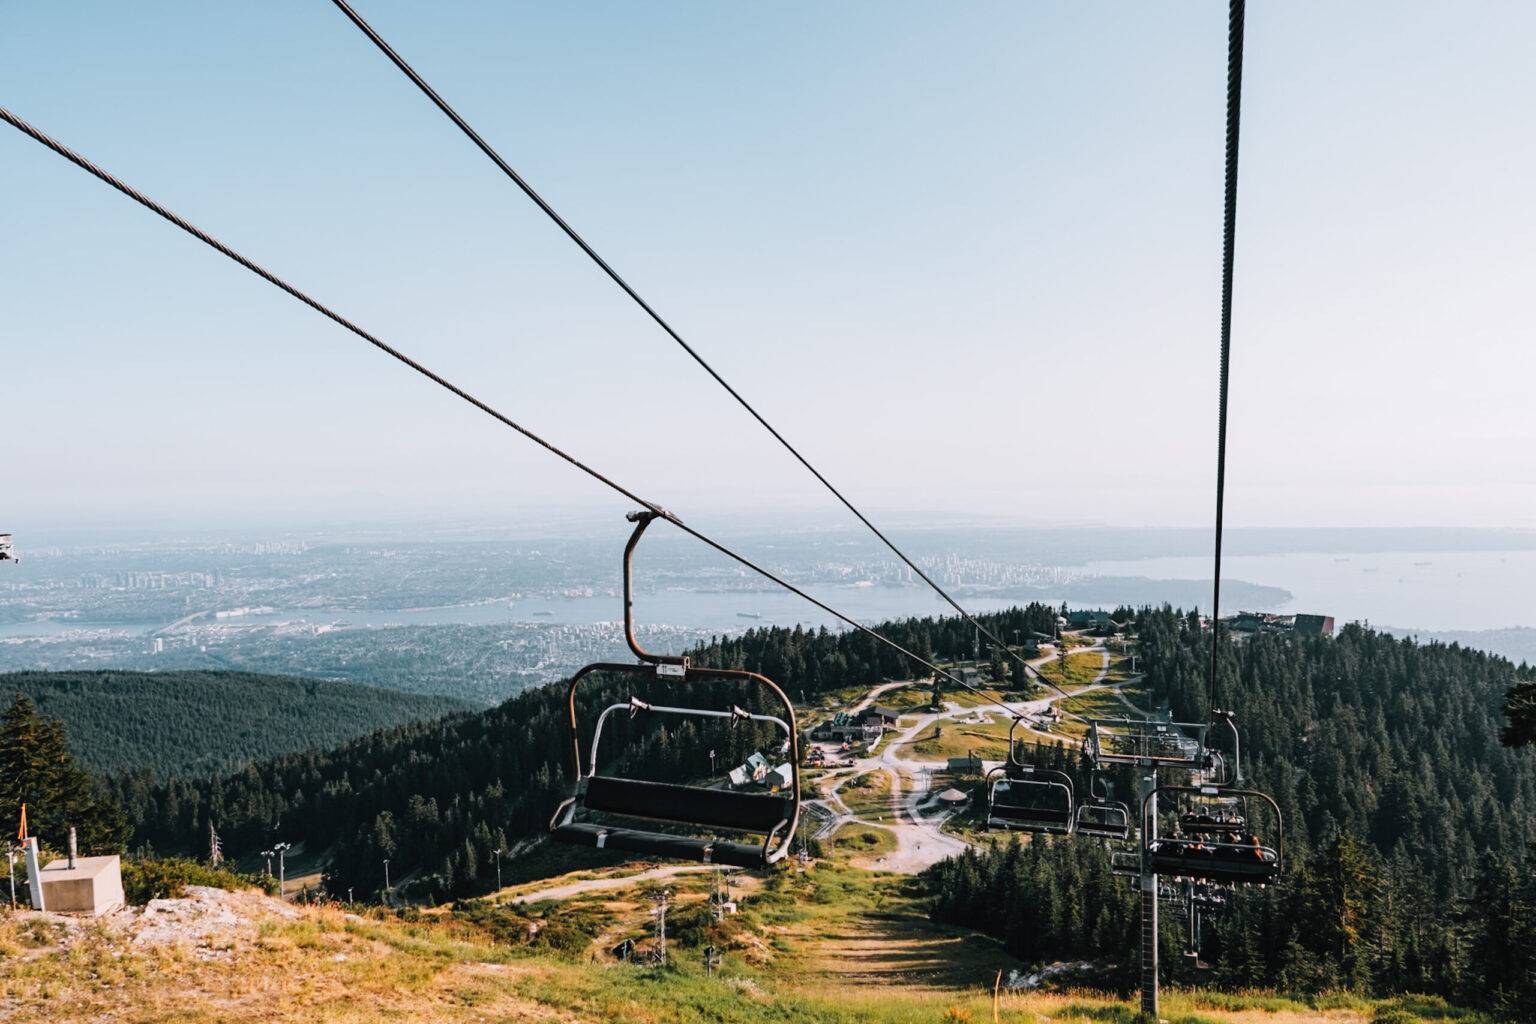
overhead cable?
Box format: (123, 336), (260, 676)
(0, 105), (1082, 724)
(1207, 0), (1245, 713)
(325, 0), (1090, 709)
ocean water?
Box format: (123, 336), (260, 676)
(3, 548), (1529, 640)
(1081, 548), (1536, 632)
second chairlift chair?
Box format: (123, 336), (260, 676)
(549, 511), (802, 868)
(1073, 770), (1132, 841)
(986, 717), (1075, 834)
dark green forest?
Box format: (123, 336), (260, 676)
(1, 695), (126, 854)
(1, 670), (469, 778)
(109, 606), (1058, 889)
(98, 604), (1536, 1014)
(928, 609), (1536, 1017)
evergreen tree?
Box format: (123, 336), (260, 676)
(1504, 680), (1536, 747)
(0, 694), (127, 853)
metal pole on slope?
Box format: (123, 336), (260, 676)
(1139, 764), (1160, 1020)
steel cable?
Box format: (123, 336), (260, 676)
(325, 0), (1090, 710)
(1208, 0), (1245, 714)
(0, 105), (1084, 724)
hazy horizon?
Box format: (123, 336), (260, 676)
(5, 2), (1534, 534)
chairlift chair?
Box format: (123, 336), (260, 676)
(1086, 717), (1209, 768)
(1109, 850), (1140, 877)
(1073, 772), (1132, 841)
(1189, 881), (1230, 913)
(1143, 785), (1282, 885)
(549, 512), (801, 868)
(986, 761), (1074, 835)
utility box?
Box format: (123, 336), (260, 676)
(39, 855), (125, 915)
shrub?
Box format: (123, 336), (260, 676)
(120, 857), (276, 904)
(1371, 1009), (1417, 1024)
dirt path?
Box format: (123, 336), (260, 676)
(507, 864), (721, 905)
(809, 636), (1150, 874)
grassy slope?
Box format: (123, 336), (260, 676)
(1, 670), (470, 778)
(0, 861), (1488, 1024)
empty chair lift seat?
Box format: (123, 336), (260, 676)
(1075, 803), (1132, 840)
(552, 775), (795, 868)
(987, 781), (1073, 834)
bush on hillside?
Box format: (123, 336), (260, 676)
(121, 858), (276, 905)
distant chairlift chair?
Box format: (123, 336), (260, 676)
(1074, 772), (1132, 841)
(986, 728), (1075, 835)
(549, 512), (801, 869)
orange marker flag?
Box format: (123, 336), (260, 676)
(16, 803), (26, 842)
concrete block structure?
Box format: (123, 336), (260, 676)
(39, 855), (124, 915)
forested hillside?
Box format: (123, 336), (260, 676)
(107, 606), (1536, 1015)
(929, 609), (1536, 1017)
(113, 606), (1057, 885)
(2, 671), (469, 778)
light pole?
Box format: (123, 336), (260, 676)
(260, 849), (275, 879)
(383, 858), (391, 903)
(273, 841), (292, 898)
(6, 844), (14, 910)
(495, 849), (504, 893)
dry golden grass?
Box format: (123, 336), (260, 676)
(0, 876), (1488, 1024)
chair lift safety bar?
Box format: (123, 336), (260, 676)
(549, 511), (801, 868)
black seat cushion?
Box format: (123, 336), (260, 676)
(601, 830), (715, 861)
(583, 776), (791, 834)
(550, 822), (610, 848)
(550, 822), (768, 867)
(1149, 841), (1278, 883)
(706, 841), (770, 869)
(991, 804), (1071, 826)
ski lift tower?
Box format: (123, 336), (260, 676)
(1086, 717), (1209, 1020)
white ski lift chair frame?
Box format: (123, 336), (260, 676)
(550, 512), (802, 868)
(1087, 717), (1210, 768)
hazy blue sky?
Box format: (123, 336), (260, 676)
(4, 2), (1533, 535)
